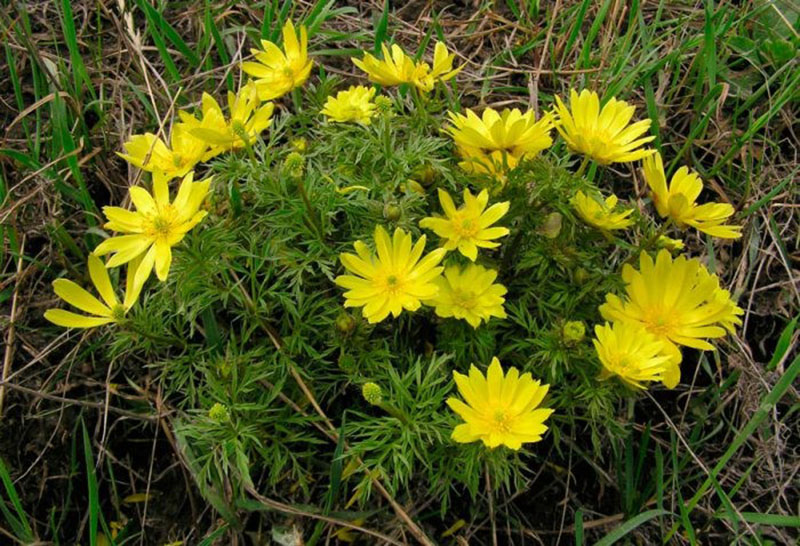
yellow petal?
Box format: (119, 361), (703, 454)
(52, 279), (111, 316)
(87, 254), (118, 308)
(44, 309), (115, 328)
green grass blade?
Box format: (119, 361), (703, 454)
(58, 0), (96, 99)
(135, 0), (200, 66)
(81, 420), (99, 546)
(0, 458), (35, 542)
(374, 0), (389, 53)
(666, 352), (800, 541)
(204, 2), (233, 91)
(767, 315), (798, 371)
(595, 509), (670, 546)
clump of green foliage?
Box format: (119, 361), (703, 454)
(98, 82), (664, 527)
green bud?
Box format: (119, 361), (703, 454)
(338, 353), (357, 372)
(291, 137), (307, 153)
(413, 164), (437, 185)
(375, 95), (393, 114)
(540, 212), (562, 239)
(361, 382), (383, 406)
(383, 203), (402, 221)
(335, 312), (356, 334)
(283, 152), (304, 178)
(562, 321), (586, 344)
(574, 267), (589, 284)
(208, 402), (230, 423)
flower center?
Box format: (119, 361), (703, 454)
(382, 273), (405, 295)
(172, 154), (184, 167)
(492, 410), (512, 433)
(146, 205), (179, 241)
(452, 288), (477, 310)
(643, 310), (676, 338)
(454, 215), (480, 238)
(110, 304), (127, 321)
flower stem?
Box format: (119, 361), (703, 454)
(575, 156), (591, 178)
(291, 87), (303, 113)
(296, 176), (326, 243)
(378, 401), (409, 425)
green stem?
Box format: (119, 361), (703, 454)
(410, 86), (431, 126)
(575, 156), (591, 178)
(291, 87), (302, 113)
(233, 123), (256, 163)
(378, 402), (409, 425)
(296, 176), (325, 243)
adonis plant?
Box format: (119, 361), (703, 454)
(41, 15), (747, 541)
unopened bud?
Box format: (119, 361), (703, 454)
(283, 152), (304, 178)
(562, 321), (586, 345)
(383, 203), (402, 221)
(540, 212), (562, 239)
(291, 137), (307, 153)
(335, 312), (356, 334)
(338, 353), (357, 372)
(413, 164), (437, 185)
(375, 96), (393, 114)
(361, 382), (383, 405)
(209, 402), (230, 423)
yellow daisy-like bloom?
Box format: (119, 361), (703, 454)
(417, 41), (462, 91)
(352, 41), (460, 92)
(118, 125), (208, 181)
(419, 188), (510, 261)
(93, 172), (212, 290)
(180, 83), (274, 159)
(335, 226), (446, 323)
(571, 190), (635, 231)
(642, 152), (742, 239)
(428, 264), (507, 328)
(44, 254), (143, 328)
(599, 249), (744, 388)
(321, 85), (377, 125)
(241, 20), (312, 101)
(446, 107), (555, 166)
(553, 89), (655, 165)
(447, 357), (553, 450)
(593, 322), (672, 390)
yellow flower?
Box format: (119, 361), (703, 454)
(642, 152), (742, 239)
(353, 43), (422, 88)
(454, 147), (517, 180)
(180, 83), (274, 158)
(44, 254), (142, 328)
(118, 126), (208, 181)
(446, 107), (554, 166)
(241, 20), (312, 101)
(553, 89), (655, 165)
(321, 85), (377, 125)
(335, 226), (446, 323)
(420, 41), (462, 90)
(428, 264), (507, 328)
(94, 172), (212, 290)
(599, 249), (743, 388)
(593, 322), (672, 389)
(571, 190), (635, 231)
(352, 41), (460, 92)
(447, 357), (553, 450)
(419, 188), (509, 261)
